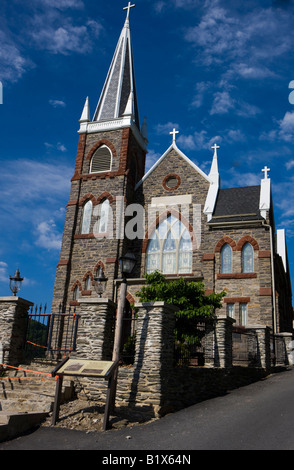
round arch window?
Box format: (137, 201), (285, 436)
(163, 174), (181, 191)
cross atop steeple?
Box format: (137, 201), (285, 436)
(170, 128), (179, 143)
(211, 143), (220, 156)
(262, 166), (270, 179)
(123, 2), (135, 21)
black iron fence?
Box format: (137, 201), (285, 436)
(25, 305), (80, 359)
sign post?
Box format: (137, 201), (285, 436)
(51, 358), (119, 430)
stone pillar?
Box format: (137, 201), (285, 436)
(205, 316), (235, 368)
(131, 302), (177, 415)
(275, 332), (293, 367)
(0, 297), (34, 366)
(248, 325), (271, 369)
(74, 298), (116, 361)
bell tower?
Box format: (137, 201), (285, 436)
(51, 3), (148, 313)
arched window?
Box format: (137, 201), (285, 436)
(81, 200), (92, 234)
(97, 199), (110, 233)
(85, 275), (92, 291)
(221, 244), (232, 273)
(146, 214), (192, 275)
(242, 242), (254, 273)
(90, 145), (112, 173)
(73, 285), (79, 300)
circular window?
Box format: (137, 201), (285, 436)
(163, 174), (181, 191)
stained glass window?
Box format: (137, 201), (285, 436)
(146, 215), (193, 275)
(98, 199), (110, 233)
(221, 243), (232, 273)
(240, 303), (247, 326)
(81, 200), (92, 234)
(242, 242), (254, 273)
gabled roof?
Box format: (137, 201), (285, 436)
(209, 186), (263, 223)
(135, 141), (211, 190)
(93, 10), (140, 129)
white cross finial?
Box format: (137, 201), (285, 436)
(211, 143), (220, 156)
(123, 2), (135, 20)
(262, 166), (270, 179)
(170, 128), (179, 143)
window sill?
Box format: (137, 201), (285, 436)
(217, 273), (257, 279)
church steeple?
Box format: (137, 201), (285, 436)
(93, 2), (140, 129)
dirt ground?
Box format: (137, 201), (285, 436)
(42, 398), (158, 433)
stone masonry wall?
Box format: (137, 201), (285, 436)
(0, 297), (33, 366)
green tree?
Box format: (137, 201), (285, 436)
(136, 271), (226, 351)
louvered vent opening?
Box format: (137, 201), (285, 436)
(90, 146), (112, 173)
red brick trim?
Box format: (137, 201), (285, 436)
(217, 273), (257, 279)
(236, 235), (259, 251)
(71, 280), (82, 292)
(96, 192), (115, 204)
(66, 200), (78, 207)
(258, 250), (271, 258)
(82, 271), (94, 282)
(57, 259), (69, 267)
(79, 193), (96, 207)
(162, 173), (181, 191)
(202, 253), (215, 261)
(69, 300), (80, 306)
(106, 258), (117, 264)
(224, 297), (250, 303)
(74, 234), (96, 239)
(71, 133), (87, 181)
(126, 292), (135, 305)
(85, 139), (117, 161)
(94, 261), (106, 273)
(205, 289), (214, 295)
(259, 287), (272, 296)
(81, 290), (92, 296)
(78, 192), (114, 207)
(215, 236), (237, 253)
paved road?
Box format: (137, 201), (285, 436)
(1, 368), (294, 451)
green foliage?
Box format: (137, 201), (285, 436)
(136, 271), (226, 347)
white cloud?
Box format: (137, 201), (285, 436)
(260, 112), (294, 143)
(0, 31), (34, 83)
(0, 262), (9, 283)
(155, 122), (179, 136)
(30, 22), (101, 55)
(49, 99), (66, 108)
(286, 160), (294, 170)
(35, 221), (62, 251)
(39, 0), (84, 9)
(177, 130), (221, 151)
(210, 91), (235, 115)
(145, 150), (162, 172)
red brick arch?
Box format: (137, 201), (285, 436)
(96, 192), (115, 205)
(79, 193), (97, 207)
(215, 236), (237, 253)
(71, 280), (82, 292)
(86, 139), (117, 161)
(93, 260), (106, 274)
(236, 235), (259, 251)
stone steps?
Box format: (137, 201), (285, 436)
(0, 360), (75, 441)
(0, 360), (74, 414)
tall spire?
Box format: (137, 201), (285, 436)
(93, 3), (140, 128)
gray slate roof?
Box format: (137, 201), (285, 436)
(210, 186), (263, 223)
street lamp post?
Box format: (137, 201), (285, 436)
(112, 253), (136, 362)
(110, 253), (136, 412)
(9, 269), (24, 296)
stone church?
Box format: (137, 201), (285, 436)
(52, 3), (293, 344)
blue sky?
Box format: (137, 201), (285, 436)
(0, 0), (294, 309)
